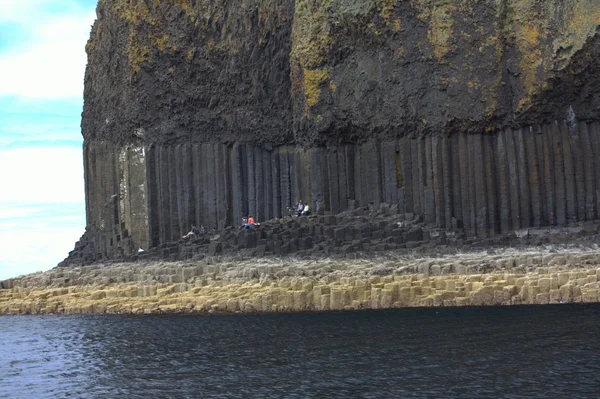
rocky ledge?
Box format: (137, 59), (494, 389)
(2, 243), (600, 315)
(61, 204), (600, 266)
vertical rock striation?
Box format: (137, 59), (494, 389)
(63, 0), (600, 264)
(72, 123), (600, 263)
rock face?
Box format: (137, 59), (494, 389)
(85, 0), (600, 145)
(4, 249), (600, 315)
(67, 0), (600, 264)
(85, 0), (295, 146)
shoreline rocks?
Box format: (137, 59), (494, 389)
(3, 246), (600, 315)
(60, 206), (600, 268)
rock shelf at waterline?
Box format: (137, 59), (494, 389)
(3, 246), (600, 315)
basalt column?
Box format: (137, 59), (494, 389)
(79, 120), (600, 259)
(82, 141), (149, 259)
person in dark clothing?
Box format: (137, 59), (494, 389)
(182, 225), (199, 239)
(296, 200), (304, 217)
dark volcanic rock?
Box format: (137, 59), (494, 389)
(84, 0), (295, 146)
(84, 1), (600, 147)
(60, 1), (600, 267)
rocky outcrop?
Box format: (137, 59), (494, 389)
(63, 0), (600, 264)
(85, 0), (600, 145)
(61, 184), (600, 268)
(291, 0), (600, 142)
(84, 0), (295, 146)
(4, 247), (600, 315)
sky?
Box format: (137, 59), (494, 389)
(0, 0), (97, 280)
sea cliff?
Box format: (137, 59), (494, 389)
(5, 1), (600, 315)
(58, 0), (600, 265)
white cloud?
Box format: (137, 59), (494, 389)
(0, 1), (97, 99)
(0, 147), (86, 279)
(0, 0), (54, 23)
(0, 227), (84, 280)
(0, 205), (41, 220)
(0, 96), (84, 148)
(0, 2), (92, 280)
(0, 147), (85, 203)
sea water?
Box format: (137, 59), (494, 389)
(1, 305), (599, 398)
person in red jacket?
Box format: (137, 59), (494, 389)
(243, 215), (259, 229)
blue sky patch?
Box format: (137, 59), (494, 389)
(0, 22), (31, 50)
(0, 96), (83, 149)
(0, 0), (96, 280)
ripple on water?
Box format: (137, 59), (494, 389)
(1, 306), (600, 398)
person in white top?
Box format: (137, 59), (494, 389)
(301, 204), (310, 216)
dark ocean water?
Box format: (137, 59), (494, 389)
(1, 305), (599, 399)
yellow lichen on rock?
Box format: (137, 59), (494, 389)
(149, 33), (175, 52)
(303, 68), (332, 110)
(291, 0), (401, 113)
(427, 2), (455, 62)
(290, 1), (335, 113)
(128, 32), (151, 73)
(553, 0), (600, 56)
(508, 0), (600, 111)
(290, 0), (333, 70)
(113, 0), (151, 26)
(108, 0), (200, 73)
(409, 0), (456, 62)
(510, 0), (544, 112)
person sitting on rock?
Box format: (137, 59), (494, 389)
(296, 200), (304, 216)
(244, 215), (259, 229)
(301, 204), (310, 216)
(248, 215), (259, 226)
(182, 225), (199, 239)
(200, 225), (207, 234)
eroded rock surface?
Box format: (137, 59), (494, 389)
(3, 246), (600, 315)
(85, 0), (600, 145)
